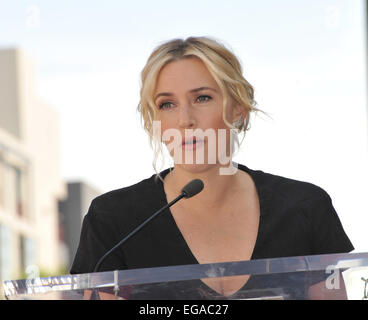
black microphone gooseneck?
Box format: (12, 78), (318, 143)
(92, 178), (204, 273)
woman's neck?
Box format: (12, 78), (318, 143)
(163, 163), (247, 213)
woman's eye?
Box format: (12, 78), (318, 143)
(196, 95), (212, 103)
(159, 101), (174, 110)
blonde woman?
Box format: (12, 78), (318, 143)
(71, 37), (353, 299)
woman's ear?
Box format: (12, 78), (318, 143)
(231, 104), (246, 124)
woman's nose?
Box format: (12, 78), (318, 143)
(178, 104), (195, 128)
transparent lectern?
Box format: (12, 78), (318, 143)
(4, 252), (368, 300)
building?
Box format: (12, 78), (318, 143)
(59, 182), (101, 270)
(0, 48), (66, 282)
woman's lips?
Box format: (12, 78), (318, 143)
(182, 138), (204, 150)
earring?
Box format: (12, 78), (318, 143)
(232, 117), (243, 129)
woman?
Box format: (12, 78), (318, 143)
(70, 37), (354, 299)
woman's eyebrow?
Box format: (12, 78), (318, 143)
(154, 92), (172, 101)
(189, 86), (217, 93)
(154, 86), (217, 101)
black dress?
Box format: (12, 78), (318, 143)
(70, 164), (354, 299)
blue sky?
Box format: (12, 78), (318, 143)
(1, 1), (363, 70)
(1, 0), (368, 251)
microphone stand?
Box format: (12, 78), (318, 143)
(90, 192), (186, 300)
(88, 178), (203, 300)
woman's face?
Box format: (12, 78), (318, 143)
(154, 56), (241, 173)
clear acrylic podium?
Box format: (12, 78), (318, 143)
(4, 252), (368, 300)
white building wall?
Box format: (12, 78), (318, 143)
(0, 48), (66, 280)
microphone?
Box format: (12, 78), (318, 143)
(181, 179), (204, 198)
(92, 178), (204, 273)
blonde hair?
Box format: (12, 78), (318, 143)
(137, 36), (259, 177)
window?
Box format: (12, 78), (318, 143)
(19, 235), (36, 275)
(13, 166), (22, 217)
(7, 164), (25, 217)
(0, 158), (5, 209)
(0, 225), (12, 281)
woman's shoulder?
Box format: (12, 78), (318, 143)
(86, 173), (163, 222)
(96, 174), (159, 203)
(239, 164), (331, 204)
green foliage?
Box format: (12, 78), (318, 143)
(17, 265), (69, 281)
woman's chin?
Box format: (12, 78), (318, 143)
(173, 162), (218, 174)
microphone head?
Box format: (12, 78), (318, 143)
(181, 179), (204, 198)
